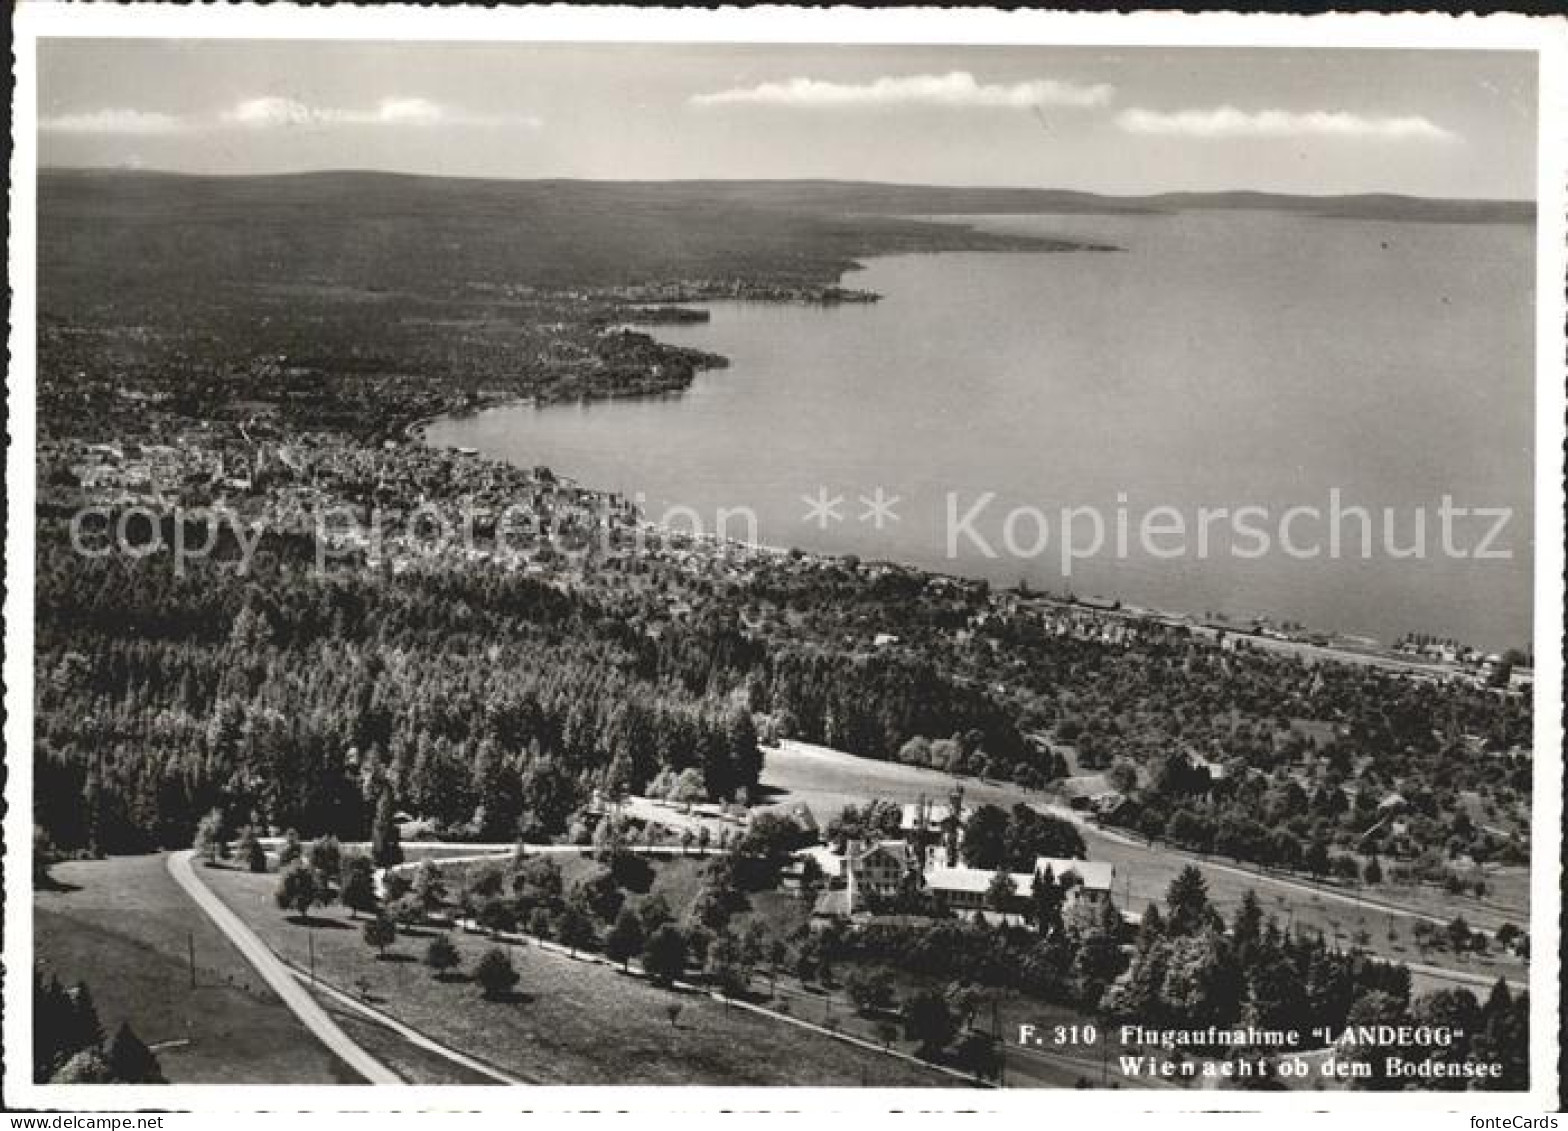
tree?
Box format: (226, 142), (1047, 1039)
(846, 967), (896, 1015)
(953, 1029), (1002, 1082)
(106, 1022), (165, 1084)
(1232, 890), (1263, 953)
(512, 855), (563, 905)
(385, 892), (424, 930)
(960, 804), (1009, 868)
(556, 904), (595, 955)
(1003, 804), (1085, 868)
(363, 916), (396, 959)
(1362, 855), (1383, 885)
(1304, 839), (1331, 878)
(193, 809), (225, 865)
(637, 892), (674, 936)
(605, 908), (646, 971)
(58, 981), (104, 1066)
(308, 836), (343, 895)
(424, 934), (460, 981)
(274, 860), (320, 920)
(1443, 914), (1475, 954)
(1343, 990), (1410, 1090)
(1029, 866), (1065, 936)
(235, 825), (268, 873)
(413, 859), (447, 915)
(278, 829), (303, 868)
(670, 768), (707, 808)
(643, 924), (687, 985)
(370, 787), (403, 868)
(1165, 865), (1214, 935)
(1412, 987), (1480, 1092)
(903, 989), (958, 1059)
(339, 854), (378, 920)
(985, 870), (1018, 915)
(571, 867), (625, 923)
(474, 948), (520, 1000)
(705, 932), (748, 999)
(476, 896), (518, 937)
(34, 825), (60, 888)
(52, 1048), (114, 1084)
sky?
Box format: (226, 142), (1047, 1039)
(37, 41), (1538, 199)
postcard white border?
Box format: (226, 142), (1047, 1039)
(7, 3), (1565, 1115)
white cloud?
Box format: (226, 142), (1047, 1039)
(376, 98), (445, 125)
(224, 97), (324, 128)
(1116, 106), (1457, 142)
(39, 108), (186, 135)
(222, 96), (539, 130)
(692, 71), (1114, 110)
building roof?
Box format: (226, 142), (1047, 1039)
(793, 844), (846, 875)
(898, 802), (965, 830)
(854, 840), (913, 868)
(924, 865), (1035, 895)
(1033, 857), (1116, 892)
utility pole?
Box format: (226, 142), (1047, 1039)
(188, 932), (196, 989)
(308, 930), (316, 987)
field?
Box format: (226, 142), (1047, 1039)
(33, 854), (359, 1084)
(200, 865), (949, 1087)
(760, 740), (1529, 989)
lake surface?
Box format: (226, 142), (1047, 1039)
(426, 211), (1535, 651)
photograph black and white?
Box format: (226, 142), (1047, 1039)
(6, 4), (1564, 1114)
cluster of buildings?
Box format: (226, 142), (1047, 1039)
(775, 793), (1117, 928)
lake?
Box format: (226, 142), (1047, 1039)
(425, 211), (1535, 651)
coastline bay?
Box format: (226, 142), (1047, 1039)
(427, 210), (1534, 651)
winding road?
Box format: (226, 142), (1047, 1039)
(166, 850), (405, 1086)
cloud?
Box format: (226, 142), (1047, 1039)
(40, 98), (537, 136)
(1116, 106), (1457, 142)
(692, 71), (1114, 110)
(222, 96), (529, 129)
(224, 97), (327, 128)
(39, 109), (187, 135)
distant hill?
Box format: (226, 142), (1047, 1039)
(595, 179), (1534, 225)
(36, 169), (1107, 320)
(36, 170), (1532, 327)
(1132, 189), (1534, 225)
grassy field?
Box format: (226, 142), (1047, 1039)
(759, 740), (1529, 987)
(33, 854), (360, 1084)
(201, 865), (948, 1087)
(309, 992), (500, 1086)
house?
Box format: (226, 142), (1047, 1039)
(804, 840), (914, 919)
(851, 840), (914, 900)
(1033, 857), (1117, 901)
(923, 865), (1036, 913)
(898, 801), (965, 835)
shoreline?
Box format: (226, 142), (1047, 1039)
(407, 239), (1526, 669)
(412, 412), (1510, 682)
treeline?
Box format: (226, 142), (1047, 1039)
(34, 971), (165, 1084)
(769, 647), (1032, 774)
(33, 523), (1026, 852)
